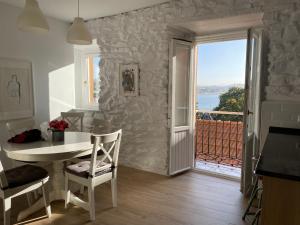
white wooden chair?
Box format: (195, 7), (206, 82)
(6, 118), (41, 201)
(61, 112), (84, 132)
(64, 129), (122, 221)
(6, 118), (35, 137)
(74, 117), (112, 194)
(0, 159), (51, 225)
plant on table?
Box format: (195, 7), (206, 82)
(49, 120), (69, 132)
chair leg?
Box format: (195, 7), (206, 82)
(254, 191), (263, 225)
(111, 178), (117, 207)
(33, 189), (39, 200)
(252, 209), (262, 225)
(26, 193), (32, 206)
(3, 198), (11, 225)
(42, 184), (51, 218)
(88, 185), (95, 221)
(242, 187), (262, 220)
(65, 174), (70, 209)
(80, 185), (85, 195)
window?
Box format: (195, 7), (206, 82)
(74, 41), (101, 109)
(85, 55), (101, 105)
(174, 44), (190, 127)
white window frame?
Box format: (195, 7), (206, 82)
(195, 30), (248, 44)
(74, 41), (100, 110)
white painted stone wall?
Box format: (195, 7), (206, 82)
(84, 0), (300, 175)
(264, 0), (300, 100)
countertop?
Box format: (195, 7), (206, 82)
(255, 127), (300, 181)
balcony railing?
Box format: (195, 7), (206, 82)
(195, 110), (244, 168)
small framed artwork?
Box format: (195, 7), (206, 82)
(0, 58), (34, 121)
(119, 63), (139, 97)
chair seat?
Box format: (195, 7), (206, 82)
(65, 161), (112, 178)
(3, 165), (48, 190)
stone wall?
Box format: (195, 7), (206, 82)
(264, 0), (300, 100)
(83, 0), (300, 175)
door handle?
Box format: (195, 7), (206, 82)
(247, 110), (253, 115)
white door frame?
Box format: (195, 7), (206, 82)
(169, 29), (263, 181)
(193, 30), (250, 181)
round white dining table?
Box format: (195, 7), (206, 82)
(2, 132), (94, 221)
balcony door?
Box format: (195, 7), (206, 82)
(168, 39), (195, 175)
(241, 28), (263, 195)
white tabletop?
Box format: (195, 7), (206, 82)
(2, 132), (94, 162)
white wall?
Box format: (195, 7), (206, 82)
(49, 64), (75, 120)
(0, 3), (75, 168)
(261, 101), (300, 148)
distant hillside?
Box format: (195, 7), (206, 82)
(197, 84), (244, 95)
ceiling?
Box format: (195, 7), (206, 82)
(0, 0), (170, 22)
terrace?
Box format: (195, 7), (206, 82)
(195, 110), (244, 179)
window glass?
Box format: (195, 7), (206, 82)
(175, 45), (190, 126)
(86, 55), (101, 104)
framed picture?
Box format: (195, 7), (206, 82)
(0, 58), (34, 121)
(119, 63), (139, 96)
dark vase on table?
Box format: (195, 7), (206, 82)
(52, 130), (65, 142)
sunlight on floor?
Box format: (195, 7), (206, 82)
(195, 160), (241, 179)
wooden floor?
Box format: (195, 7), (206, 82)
(3, 166), (247, 225)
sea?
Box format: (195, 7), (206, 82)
(197, 94), (219, 110)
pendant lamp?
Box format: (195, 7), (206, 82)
(17, 0), (49, 33)
(67, 0), (92, 45)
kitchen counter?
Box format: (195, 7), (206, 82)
(255, 127), (300, 225)
(255, 127), (300, 181)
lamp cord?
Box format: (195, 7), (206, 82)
(78, 0), (79, 17)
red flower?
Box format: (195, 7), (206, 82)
(49, 120), (69, 131)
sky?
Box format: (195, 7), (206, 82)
(93, 56), (101, 79)
(197, 39), (247, 86)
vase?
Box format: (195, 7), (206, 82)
(52, 130), (64, 142)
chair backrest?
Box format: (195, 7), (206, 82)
(6, 118), (35, 137)
(89, 129), (122, 177)
(61, 112), (84, 132)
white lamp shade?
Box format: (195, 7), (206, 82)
(67, 17), (92, 45)
(17, 0), (49, 33)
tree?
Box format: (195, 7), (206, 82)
(213, 87), (244, 121)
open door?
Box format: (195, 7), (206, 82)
(241, 28), (263, 194)
(168, 39), (195, 175)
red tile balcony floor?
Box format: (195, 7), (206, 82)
(195, 111), (244, 179)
